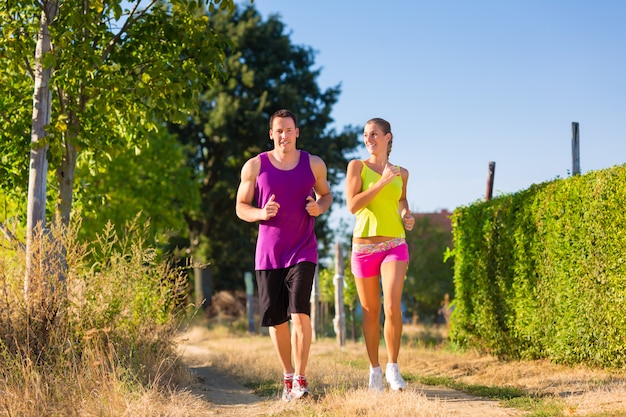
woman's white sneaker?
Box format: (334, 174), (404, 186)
(385, 363), (406, 391)
(369, 366), (384, 392)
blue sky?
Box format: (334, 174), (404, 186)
(250, 1), (626, 215)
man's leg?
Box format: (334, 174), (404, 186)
(269, 321), (294, 374)
(291, 313), (311, 376)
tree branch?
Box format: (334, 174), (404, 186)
(100, 0), (159, 62)
(0, 222), (26, 252)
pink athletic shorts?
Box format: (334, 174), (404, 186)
(350, 238), (409, 278)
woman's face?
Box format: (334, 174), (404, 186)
(363, 122), (389, 155)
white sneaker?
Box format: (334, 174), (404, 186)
(281, 378), (293, 402)
(385, 363), (406, 391)
(292, 376), (310, 399)
(369, 367), (384, 392)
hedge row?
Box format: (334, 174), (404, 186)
(450, 164), (626, 367)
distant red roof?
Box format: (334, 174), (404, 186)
(414, 209), (452, 232)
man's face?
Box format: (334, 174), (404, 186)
(270, 117), (299, 149)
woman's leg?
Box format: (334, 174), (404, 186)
(380, 260), (408, 363)
(354, 276), (382, 367)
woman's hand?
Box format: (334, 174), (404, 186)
(380, 163), (401, 186)
(401, 208), (415, 231)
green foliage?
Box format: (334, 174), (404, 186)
(0, 0), (237, 226)
(168, 4), (362, 290)
(318, 245), (357, 308)
(73, 127), (198, 246)
(404, 214), (455, 323)
(450, 165), (626, 367)
(317, 244), (359, 338)
(0, 2), (38, 197)
(83, 219), (189, 329)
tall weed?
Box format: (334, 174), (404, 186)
(0, 218), (192, 415)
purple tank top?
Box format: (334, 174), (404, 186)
(255, 151), (318, 270)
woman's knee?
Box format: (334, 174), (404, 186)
(383, 303), (402, 320)
(362, 305), (381, 320)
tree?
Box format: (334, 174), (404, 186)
(168, 5), (362, 292)
(0, 0), (237, 293)
(73, 127), (199, 243)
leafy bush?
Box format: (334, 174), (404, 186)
(450, 164), (626, 367)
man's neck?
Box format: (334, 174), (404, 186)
(269, 149), (300, 170)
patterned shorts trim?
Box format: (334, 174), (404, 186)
(352, 237), (406, 255)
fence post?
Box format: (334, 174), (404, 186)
(485, 161), (496, 201)
(194, 266), (212, 311)
(572, 122), (581, 175)
(333, 242), (346, 346)
(244, 271), (255, 333)
(310, 266), (320, 341)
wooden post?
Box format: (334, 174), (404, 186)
(333, 243), (346, 346)
(485, 161), (496, 201)
(194, 267), (204, 309)
(244, 272), (255, 333)
(572, 122), (581, 175)
(194, 265), (213, 311)
(310, 266), (320, 341)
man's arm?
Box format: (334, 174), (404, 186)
(305, 155), (332, 217)
(235, 156), (280, 222)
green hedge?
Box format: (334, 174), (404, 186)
(449, 164), (626, 367)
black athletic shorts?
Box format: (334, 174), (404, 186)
(256, 261), (316, 327)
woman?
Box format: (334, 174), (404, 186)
(346, 117), (414, 392)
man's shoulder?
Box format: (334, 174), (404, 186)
(241, 153), (264, 177)
(306, 152), (326, 164)
(307, 153), (329, 172)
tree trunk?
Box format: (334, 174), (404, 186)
(55, 136), (77, 227)
(25, 1), (58, 298)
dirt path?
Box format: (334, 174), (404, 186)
(178, 329), (527, 416)
(182, 343), (276, 416)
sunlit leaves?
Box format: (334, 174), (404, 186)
(1, 0), (236, 225)
(451, 165), (626, 366)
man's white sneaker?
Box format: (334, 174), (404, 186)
(281, 378), (293, 402)
(369, 368), (384, 392)
(385, 363), (406, 391)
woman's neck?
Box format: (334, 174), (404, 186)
(367, 156), (388, 169)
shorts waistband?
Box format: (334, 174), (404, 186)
(352, 237), (406, 254)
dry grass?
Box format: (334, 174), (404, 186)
(179, 323), (456, 417)
(178, 320), (626, 416)
(0, 221), (201, 417)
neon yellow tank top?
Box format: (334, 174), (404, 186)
(353, 162), (405, 238)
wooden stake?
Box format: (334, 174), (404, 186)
(333, 243), (346, 347)
(572, 122), (581, 176)
(485, 161), (496, 201)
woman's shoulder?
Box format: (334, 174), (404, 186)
(346, 159), (365, 174)
(347, 159), (364, 168)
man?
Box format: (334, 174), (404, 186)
(235, 109), (332, 401)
